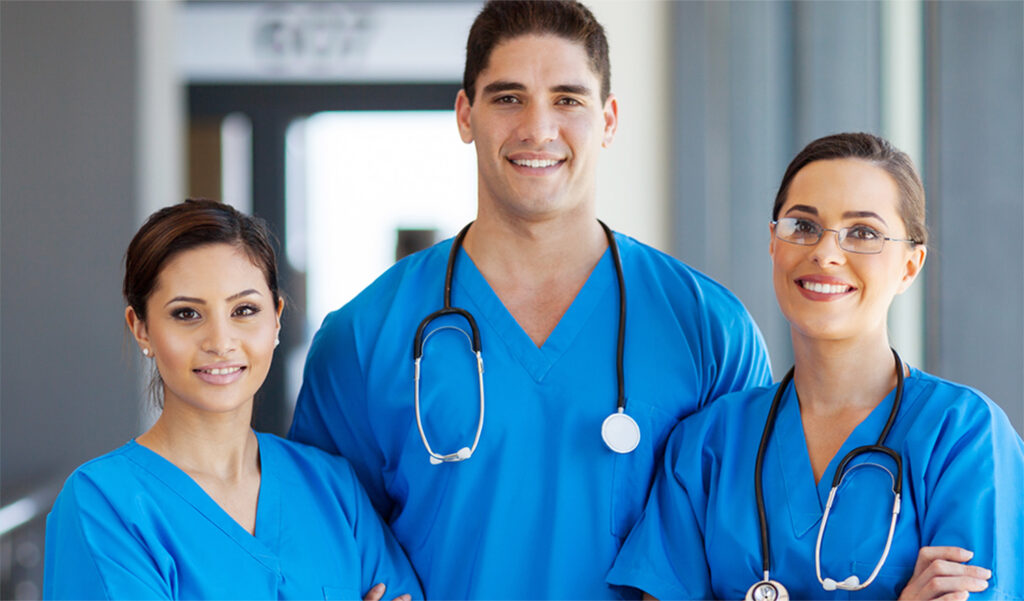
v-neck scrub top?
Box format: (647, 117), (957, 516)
(43, 432), (423, 600)
(289, 231), (772, 599)
(607, 369), (1024, 599)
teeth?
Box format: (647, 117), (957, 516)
(802, 281), (850, 294)
(203, 367), (241, 376)
(511, 159), (560, 168)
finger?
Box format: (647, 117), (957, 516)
(932, 592), (969, 601)
(922, 576), (990, 598)
(363, 583), (386, 601)
(916, 546), (974, 571)
(389, 595), (412, 601)
(923, 559), (993, 580)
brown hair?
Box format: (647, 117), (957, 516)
(772, 132), (928, 246)
(463, 0), (611, 104)
(124, 199), (280, 322)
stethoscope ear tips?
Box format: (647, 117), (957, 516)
(456, 447), (472, 460)
(429, 456), (443, 465)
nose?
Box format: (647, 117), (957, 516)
(516, 102), (558, 144)
(201, 315), (237, 356)
(810, 228), (847, 266)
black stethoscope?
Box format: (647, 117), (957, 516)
(412, 220), (640, 465)
(746, 348), (905, 601)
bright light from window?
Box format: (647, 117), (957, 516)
(290, 110), (477, 338)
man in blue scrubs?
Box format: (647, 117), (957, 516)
(289, 1), (771, 597)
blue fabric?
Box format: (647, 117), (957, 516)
(607, 369), (1024, 600)
(44, 432), (423, 600)
(289, 232), (772, 599)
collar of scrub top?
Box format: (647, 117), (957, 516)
(411, 220), (639, 466)
(746, 348), (905, 600)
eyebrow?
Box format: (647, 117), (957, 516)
(480, 81), (594, 97)
(481, 81), (526, 96)
(164, 289), (262, 307)
(783, 205), (889, 226)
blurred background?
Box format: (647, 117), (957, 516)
(2, 1), (1021, 597)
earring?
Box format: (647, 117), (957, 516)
(274, 337), (280, 348)
(142, 348), (151, 357)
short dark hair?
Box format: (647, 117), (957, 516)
(772, 132), (928, 246)
(463, 0), (611, 104)
(124, 199), (280, 322)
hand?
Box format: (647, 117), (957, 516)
(362, 583), (412, 601)
(898, 546), (991, 600)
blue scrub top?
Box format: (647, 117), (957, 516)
(607, 368), (1024, 600)
(289, 231), (772, 599)
(44, 432), (423, 600)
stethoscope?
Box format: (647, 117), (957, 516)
(745, 348), (905, 601)
(412, 220), (641, 465)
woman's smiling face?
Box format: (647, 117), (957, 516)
(770, 158), (926, 344)
(128, 243), (282, 418)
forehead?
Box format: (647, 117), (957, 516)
(153, 243), (269, 297)
(479, 34), (599, 90)
(784, 158), (901, 219)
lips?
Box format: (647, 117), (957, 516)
(795, 276), (855, 300)
(193, 365), (246, 384)
(800, 280), (851, 294)
(509, 158), (562, 168)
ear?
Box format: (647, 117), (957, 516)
(601, 94), (619, 148)
(455, 89), (474, 144)
(126, 306), (150, 353)
(896, 244), (927, 294)
(768, 221), (778, 261)
(275, 298), (284, 329)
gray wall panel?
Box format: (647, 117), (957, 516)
(1, 1), (141, 498)
(928, 1), (1024, 431)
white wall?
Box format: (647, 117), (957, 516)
(590, 1), (673, 253)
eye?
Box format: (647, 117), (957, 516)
(556, 97), (582, 106)
(233, 304), (261, 317)
(171, 307), (200, 321)
(792, 218), (821, 235)
(847, 225), (882, 241)
(494, 95), (520, 104)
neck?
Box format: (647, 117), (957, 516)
(137, 400), (258, 482)
(463, 209), (607, 282)
(790, 333), (901, 417)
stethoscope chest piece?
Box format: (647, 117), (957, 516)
(746, 579), (789, 601)
(601, 411), (640, 454)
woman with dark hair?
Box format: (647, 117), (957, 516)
(608, 134), (1024, 599)
(44, 200), (421, 600)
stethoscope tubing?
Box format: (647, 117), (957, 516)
(413, 220), (631, 463)
(753, 348), (905, 585)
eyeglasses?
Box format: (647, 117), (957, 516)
(772, 217), (918, 255)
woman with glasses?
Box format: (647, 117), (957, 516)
(43, 200), (421, 600)
(607, 133), (1024, 599)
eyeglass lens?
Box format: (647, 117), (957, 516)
(775, 217), (886, 254)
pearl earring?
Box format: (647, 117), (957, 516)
(142, 348), (150, 357)
(274, 337), (280, 348)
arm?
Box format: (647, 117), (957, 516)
(905, 394), (1024, 599)
(289, 311), (394, 517)
(699, 285), (773, 406)
(898, 547), (991, 601)
(339, 460), (424, 600)
(44, 475), (172, 600)
(607, 424), (713, 600)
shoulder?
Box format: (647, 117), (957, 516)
(258, 432), (361, 486)
(903, 369), (1014, 432)
(52, 443), (150, 514)
(614, 232), (756, 319)
(667, 384), (778, 454)
(308, 240), (450, 352)
(899, 368), (1023, 465)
